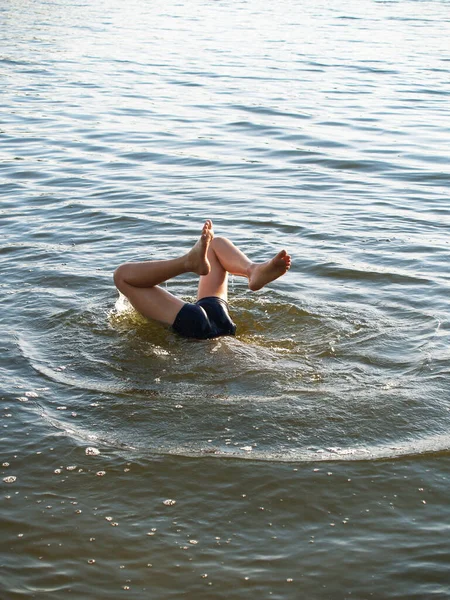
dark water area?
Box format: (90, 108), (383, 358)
(1, 0), (450, 598)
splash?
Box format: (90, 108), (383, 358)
(17, 292), (450, 463)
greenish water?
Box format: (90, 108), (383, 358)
(1, 0), (450, 597)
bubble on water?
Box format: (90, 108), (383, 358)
(163, 499), (176, 506)
(189, 539), (198, 545)
(105, 517), (113, 521)
(3, 462), (10, 467)
(88, 559), (96, 565)
(86, 447), (100, 456)
(3, 476), (16, 483)
(96, 471), (106, 477)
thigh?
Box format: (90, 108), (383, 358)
(119, 282), (185, 325)
(197, 245), (228, 301)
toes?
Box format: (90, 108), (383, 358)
(202, 220), (213, 238)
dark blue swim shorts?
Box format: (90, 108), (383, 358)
(172, 296), (236, 340)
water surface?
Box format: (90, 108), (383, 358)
(2, 0), (450, 598)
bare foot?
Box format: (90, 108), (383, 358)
(248, 249), (291, 291)
(185, 220), (214, 276)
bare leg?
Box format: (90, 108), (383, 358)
(247, 248), (292, 291)
(114, 220), (213, 325)
(197, 234), (291, 300)
(197, 241), (229, 301)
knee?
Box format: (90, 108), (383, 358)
(210, 236), (227, 248)
(113, 263), (129, 292)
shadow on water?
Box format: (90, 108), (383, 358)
(17, 291), (450, 463)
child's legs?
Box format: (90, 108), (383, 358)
(113, 219), (216, 324)
(209, 237), (253, 276)
(116, 278), (185, 325)
(197, 236), (253, 301)
(113, 251), (197, 325)
(197, 242), (228, 300)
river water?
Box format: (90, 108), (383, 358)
(1, 0), (450, 598)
